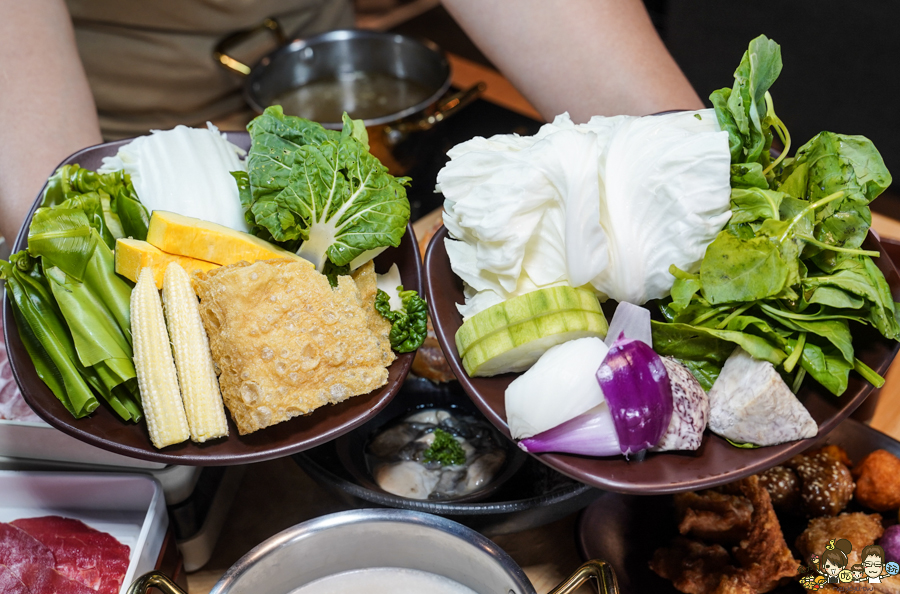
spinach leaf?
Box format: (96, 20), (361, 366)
(710, 35), (782, 167)
(730, 188), (784, 224)
(700, 231), (790, 303)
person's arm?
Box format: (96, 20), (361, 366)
(0, 0), (102, 243)
(441, 0), (703, 122)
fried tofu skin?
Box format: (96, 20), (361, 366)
(796, 512), (884, 570)
(852, 449), (900, 512)
(675, 491), (753, 543)
(350, 261), (396, 368)
(194, 259), (391, 435)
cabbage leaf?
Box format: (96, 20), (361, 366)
(241, 106), (410, 271)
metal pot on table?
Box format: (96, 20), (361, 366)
(214, 22), (484, 170)
(127, 509), (619, 594)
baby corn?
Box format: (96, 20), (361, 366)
(131, 267), (190, 449)
(162, 263), (229, 443)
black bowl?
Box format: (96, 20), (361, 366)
(294, 377), (602, 536)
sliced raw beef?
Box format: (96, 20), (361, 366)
(0, 522), (94, 594)
(0, 313), (40, 423)
(0, 563), (31, 594)
(12, 516), (130, 594)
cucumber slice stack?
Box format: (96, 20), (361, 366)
(455, 286), (608, 377)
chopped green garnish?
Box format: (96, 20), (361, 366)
(423, 428), (466, 466)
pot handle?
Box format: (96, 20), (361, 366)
(126, 571), (188, 594)
(547, 560), (620, 594)
(385, 82), (486, 136)
(214, 17), (286, 76)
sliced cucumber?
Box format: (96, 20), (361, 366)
(455, 287), (608, 377)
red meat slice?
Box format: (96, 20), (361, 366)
(11, 516), (131, 594)
(0, 564), (31, 594)
(0, 522), (94, 594)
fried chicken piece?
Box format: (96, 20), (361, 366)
(811, 444), (853, 467)
(757, 465), (801, 513)
(195, 260), (391, 434)
(650, 538), (734, 594)
(674, 490), (753, 543)
(654, 477), (798, 594)
(712, 574), (755, 594)
(730, 475), (800, 593)
(852, 449), (900, 512)
(786, 451), (855, 517)
(796, 512), (884, 570)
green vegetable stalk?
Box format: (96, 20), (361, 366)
(653, 34), (897, 397)
(2, 163), (145, 422)
(423, 428), (466, 466)
(374, 286), (428, 353)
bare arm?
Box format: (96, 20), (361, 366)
(441, 0), (703, 122)
(0, 0), (102, 243)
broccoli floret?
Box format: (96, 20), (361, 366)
(374, 286), (427, 352)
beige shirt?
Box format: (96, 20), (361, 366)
(66, 0), (354, 139)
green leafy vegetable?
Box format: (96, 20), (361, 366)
(2, 172), (144, 422)
(1, 253), (98, 418)
(374, 286), (428, 353)
(240, 106), (411, 271)
(423, 428), (466, 466)
(652, 34), (897, 397)
(43, 164), (149, 245)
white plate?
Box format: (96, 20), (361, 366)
(0, 470), (167, 594)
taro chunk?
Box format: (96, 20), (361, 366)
(652, 357), (709, 452)
(708, 348), (817, 447)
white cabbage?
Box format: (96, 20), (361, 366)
(439, 110), (731, 318)
(99, 123), (249, 232)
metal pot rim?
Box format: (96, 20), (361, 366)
(244, 29), (453, 129)
(208, 508), (534, 594)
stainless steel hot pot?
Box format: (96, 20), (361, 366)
(214, 23), (483, 139)
(127, 509), (618, 594)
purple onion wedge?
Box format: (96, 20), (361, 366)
(596, 335), (673, 456)
(518, 404), (620, 456)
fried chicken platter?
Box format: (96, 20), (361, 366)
(578, 418), (900, 594)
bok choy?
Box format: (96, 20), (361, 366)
(236, 106), (411, 272)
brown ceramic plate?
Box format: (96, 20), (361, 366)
(2, 132), (419, 465)
(575, 418), (900, 593)
(424, 225), (900, 494)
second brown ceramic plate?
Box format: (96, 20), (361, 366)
(576, 418), (900, 593)
(425, 225), (900, 494)
(2, 132), (419, 465)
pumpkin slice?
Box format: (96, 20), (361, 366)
(145, 211), (311, 268)
(116, 238), (219, 288)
